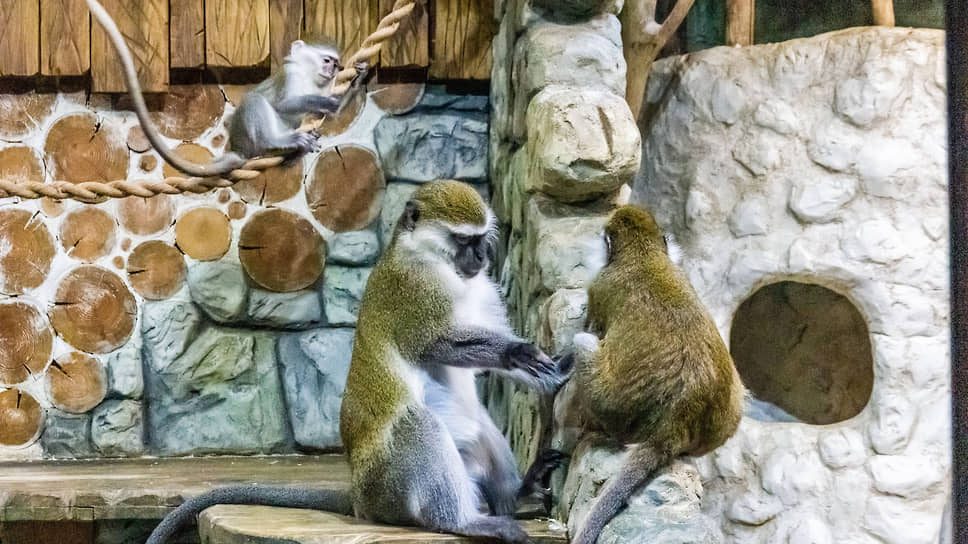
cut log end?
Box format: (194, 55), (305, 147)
(0, 145), (46, 183)
(315, 90), (366, 137)
(44, 112), (128, 183)
(227, 201), (247, 220)
(175, 208), (231, 261)
(47, 352), (107, 414)
(139, 154), (158, 173)
(126, 125), (151, 153)
(118, 194), (175, 236)
(163, 143), (216, 180)
(41, 198), (64, 218)
(239, 209), (325, 292)
(369, 82), (425, 115)
(0, 301), (53, 385)
(306, 145), (386, 233)
(0, 92), (57, 141)
(59, 206), (118, 263)
(232, 159), (303, 205)
(127, 241), (187, 300)
(50, 265), (137, 354)
(0, 389), (44, 447)
(0, 209), (56, 295)
(147, 85), (226, 141)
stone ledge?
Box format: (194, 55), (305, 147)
(0, 455), (349, 522)
(200, 505), (568, 544)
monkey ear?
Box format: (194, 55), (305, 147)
(290, 40), (306, 53)
(401, 201), (420, 231)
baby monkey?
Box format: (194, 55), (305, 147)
(86, 0), (367, 178)
(567, 205), (744, 544)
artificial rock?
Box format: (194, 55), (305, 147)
(277, 328), (355, 450)
(525, 86), (640, 203)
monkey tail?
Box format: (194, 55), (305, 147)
(145, 485), (353, 544)
(85, 0), (245, 178)
(571, 443), (668, 544)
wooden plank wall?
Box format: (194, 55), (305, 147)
(0, 0), (496, 89)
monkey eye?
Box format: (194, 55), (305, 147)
(453, 233), (472, 245)
(604, 232), (613, 261)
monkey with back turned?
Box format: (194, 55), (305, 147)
(86, 0), (367, 178)
(567, 204), (745, 544)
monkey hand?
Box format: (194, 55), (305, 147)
(503, 342), (567, 393)
(290, 131), (319, 155)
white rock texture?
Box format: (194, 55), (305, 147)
(632, 27), (948, 543)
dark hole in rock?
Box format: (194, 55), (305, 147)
(730, 281), (874, 425)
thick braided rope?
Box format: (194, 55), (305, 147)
(0, 0), (417, 202)
(330, 0), (417, 96)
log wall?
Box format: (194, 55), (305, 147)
(0, 0), (495, 89)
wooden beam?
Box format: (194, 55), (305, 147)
(91, 0), (169, 92)
(270, 0), (302, 72)
(725, 0), (754, 46)
(872, 0), (895, 26)
(304, 0), (375, 58)
(431, 0), (496, 80)
(40, 0), (90, 76)
(0, 0), (40, 76)
(170, 0), (205, 68)
(206, 0), (270, 68)
(379, 0), (429, 69)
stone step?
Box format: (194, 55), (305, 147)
(199, 505), (569, 544)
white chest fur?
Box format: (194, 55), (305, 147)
(449, 272), (513, 335)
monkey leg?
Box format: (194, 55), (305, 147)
(234, 95), (316, 158)
(423, 370), (521, 517)
(519, 449), (567, 514)
(355, 406), (528, 543)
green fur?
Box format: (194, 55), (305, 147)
(411, 180), (487, 226)
(340, 180), (484, 477)
(580, 204), (743, 453)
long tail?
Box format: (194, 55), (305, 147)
(571, 444), (667, 544)
(85, 0), (245, 178)
(145, 485), (353, 544)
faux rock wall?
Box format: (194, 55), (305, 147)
(488, 1), (717, 542)
(0, 84), (488, 460)
(634, 27), (949, 544)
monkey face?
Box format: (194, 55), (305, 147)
(289, 40), (341, 87)
(318, 53), (340, 82)
(452, 232), (490, 278)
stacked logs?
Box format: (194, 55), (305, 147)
(0, 80), (421, 452)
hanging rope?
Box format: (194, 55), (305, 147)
(0, 0), (417, 203)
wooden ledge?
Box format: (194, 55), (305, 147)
(0, 455), (349, 522)
(200, 505), (569, 544)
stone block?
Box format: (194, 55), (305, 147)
(144, 328), (289, 455)
(91, 400), (145, 457)
(511, 16), (625, 142)
(187, 261), (248, 323)
(525, 86), (640, 202)
(322, 266), (372, 326)
(42, 410), (92, 459)
(277, 329), (355, 450)
(247, 288), (323, 329)
(327, 229), (380, 266)
(374, 113), (488, 183)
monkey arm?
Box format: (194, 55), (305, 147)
(420, 327), (566, 393)
(275, 95), (341, 115)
